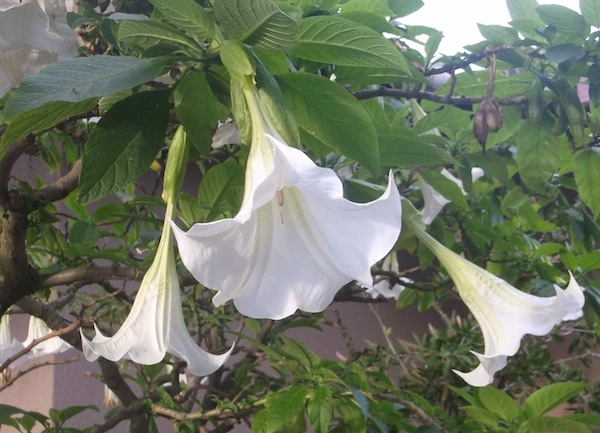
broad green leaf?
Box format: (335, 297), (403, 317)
(565, 414), (600, 426)
(78, 90), (170, 203)
(3, 56), (167, 120)
(253, 387), (308, 433)
(213, 0), (298, 51)
(0, 98), (97, 156)
(197, 160), (245, 222)
(68, 221), (100, 247)
(478, 24), (519, 44)
(523, 382), (586, 418)
(574, 149), (600, 216)
(507, 0), (544, 26)
(279, 336), (320, 374)
(118, 19), (202, 54)
(174, 72), (229, 156)
(333, 65), (422, 86)
(516, 119), (561, 192)
(418, 168), (469, 210)
(545, 44), (586, 63)
(277, 72), (379, 174)
(307, 386), (333, 433)
(477, 387), (520, 422)
(537, 5), (589, 39)
(149, 0), (215, 38)
(379, 134), (456, 168)
(339, 0), (392, 15)
(463, 406), (500, 428)
(580, 0), (600, 26)
(53, 406), (98, 425)
(338, 11), (404, 36)
(388, 0), (424, 17)
(524, 416), (592, 433)
(293, 16), (411, 75)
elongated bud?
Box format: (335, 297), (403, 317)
(162, 126), (189, 203)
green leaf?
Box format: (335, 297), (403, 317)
(78, 90), (170, 203)
(545, 44), (586, 63)
(293, 16), (411, 74)
(507, 0), (544, 26)
(53, 406), (98, 425)
(524, 416), (592, 433)
(516, 119), (562, 192)
(279, 336), (320, 374)
(537, 5), (589, 39)
(574, 149), (600, 216)
(253, 387), (308, 433)
(0, 98), (97, 156)
(388, 0), (424, 17)
(3, 56), (167, 120)
(174, 72), (229, 156)
(477, 387), (519, 422)
(68, 221), (100, 247)
(196, 160), (245, 222)
(580, 0), (600, 26)
(339, 0), (392, 15)
(418, 168), (469, 210)
(463, 406), (500, 428)
(308, 386), (333, 433)
(118, 19), (202, 54)
(565, 414), (600, 426)
(379, 133), (456, 168)
(277, 72), (379, 174)
(149, 0), (215, 38)
(523, 382), (586, 418)
(214, 0), (298, 51)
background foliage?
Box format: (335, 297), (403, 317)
(0, 0), (600, 432)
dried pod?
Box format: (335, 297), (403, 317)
(473, 103), (489, 147)
(484, 98), (503, 132)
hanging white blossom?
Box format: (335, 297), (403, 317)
(172, 89), (403, 320)
(81, 127), (232, 377)
(0, 0), (77, 97)
(23, 316), (72, 356)
(404, 201), (585, 386)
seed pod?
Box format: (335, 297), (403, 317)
(552, 104), (568, 136)
(484, 98), (503, 132)
(527, 77), (544, 124)
(473, 103), (489, 148)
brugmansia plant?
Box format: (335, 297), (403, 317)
(0, 0), (599, 432)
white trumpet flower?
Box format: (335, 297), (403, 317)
(419, 167), (484, 225)
(23, 316), (72, 356)
(172, 89), (403, 320)
(81, 127), (232, 376)
(0, 0), (77, 97)
(0, 315), (25, 367)
(404, 203), (585, 386)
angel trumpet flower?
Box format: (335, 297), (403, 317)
(81, 127), (232, 376)
(403, 201), (585, 386)
(23, 316), (72, 356)
(0, 0), (77, 97)
(0, 315), (25, 367)
(172, 89), (403, 320)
